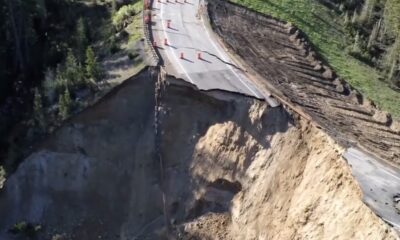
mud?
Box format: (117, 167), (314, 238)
(0, 67), (397, 239)
(207, 0), (400, 167)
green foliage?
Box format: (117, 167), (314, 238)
(385, 37), (400, 84)
(10, 221), (42, 238)
(0, 166), (5, 188)
(43, 68), (57, 103)
(367, 20), (381, 49)
(11, 221), (28, 233)
(58, 88), (72, 120)
(112, 4), (137, 31)
(384, 0), (400, 37)
(85, 46), (101, 81)
(358, 0), (375, 24)
(112, 0), (117, 14)
(33, 88), (46, 130)
(352, 32), (361, 52)
(76, 17), (89, 62)
(64, 49), (86, 88)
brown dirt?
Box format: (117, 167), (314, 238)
(0, 69), (397, 239)
(207, 0), (400, 167)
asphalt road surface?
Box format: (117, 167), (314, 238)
(151, 0), (278, 106)
(344, 148), (400, 232)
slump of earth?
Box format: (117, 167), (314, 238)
(0, 68), (397, 240)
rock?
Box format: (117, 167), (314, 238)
(313, 64), (323, 71)
(289, 30), (300, 42)
(363, 98), (376, 108)
(373, 110), (392, 125)
(333, 78), (344, 92)
(307, 51), (317, 62)
(349, 90), (363, 104)
(287, 25), (297, 35)
(299, 49), (308, 56)
(335, 84), (345, 93)
(390, 121), (400, 133)
(322, 66), (335, 80)
(289, 34), (298, 42)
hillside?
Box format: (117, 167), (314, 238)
(231, 0), (400, 118)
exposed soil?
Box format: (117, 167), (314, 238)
(0, 68), (397, 239)
(207, 0), (400, 167)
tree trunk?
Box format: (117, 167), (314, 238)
(6, 0), (25, 72)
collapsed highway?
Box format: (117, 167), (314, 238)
(149, 0), (400, 234)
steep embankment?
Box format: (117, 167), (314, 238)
(207, 0), (400, 167)
(0, 68), (160, 239)
(0, 69), (397, 239)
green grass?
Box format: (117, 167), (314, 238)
(121, 0), (143, 43)
(231, 0), (400, 118)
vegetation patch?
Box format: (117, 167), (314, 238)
(0, 0), (146, 176)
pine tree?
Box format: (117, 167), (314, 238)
(85, 46), (100, 81)
(351, 10), (358, 24)
(43, 68), (56, 103)
(359, 0), (375, 24)
(344, 11), (350, 25)
(112, 0), (117, 14)
(58, 88), (72, 120)
(65, 49), (78, 82)
(33, 88), (46, 130)
(353, 32), (361, 53)
(76, 18), (88, 63)
(367, 20), (380, 49)
(64, 49), (85, 87)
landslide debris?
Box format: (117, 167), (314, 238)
(0, 68), (397, 239)
(207, 0), (400, 167)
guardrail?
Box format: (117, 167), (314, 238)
(143, 0), (161, 66)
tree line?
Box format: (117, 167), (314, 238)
(0, 0), (114, 132)
(336, 0), (400, 88)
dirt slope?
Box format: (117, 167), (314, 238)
(0, 69), (397, 239)
(207, 0), (400, 167)
(173, 97), (397, 240)
(0, 69), (160, 240)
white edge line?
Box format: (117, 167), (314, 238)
(199, 12), (263, 98)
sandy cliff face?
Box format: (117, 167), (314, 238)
(0, 70), (397, 239)
(177, 97), (398, 240)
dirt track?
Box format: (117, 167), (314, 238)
(207, 0), (400, 167)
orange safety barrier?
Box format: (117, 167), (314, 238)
(144, 15), (151, 24)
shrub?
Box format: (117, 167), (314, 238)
(58, 88), (72, 120)
(112, 4), (136, 31)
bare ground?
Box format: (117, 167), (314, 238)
(207, 0), (400, 167)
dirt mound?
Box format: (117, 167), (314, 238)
(0, 69), (397, 239)
(207, 0), (400, 167)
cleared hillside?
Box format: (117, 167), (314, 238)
(229, 0), (400, 118)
